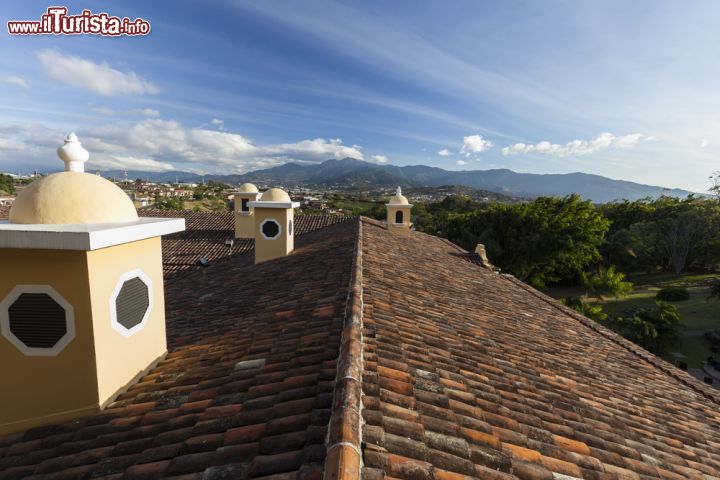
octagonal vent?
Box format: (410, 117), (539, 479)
(0, 285), (75, 356)
(9, 293), (66, 348)
(110, 270), (153, 337)
(116, 278), (149, 330)
(261, 219), (280, 239)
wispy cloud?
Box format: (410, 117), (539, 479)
(129, 108), (160, 117)
(37, 50), (158, 96)
(438, 148), (452, 157)
(501, 133), (648, 157)
(370, 154), (388, 163)
(91, 156), (176, 172)
(0, 75), (27, 88)
(460, 135), (492, 156)
(455, 159), (467, 166)
(236, 1), (580, 123)
(91, 107), (160, 117)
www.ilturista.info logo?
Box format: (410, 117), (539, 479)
(7, 7), (151, 36)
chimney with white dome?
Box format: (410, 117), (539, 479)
(248, 188), (299, 263)
(233, 183), (260, 239)
(386, 186), (413, 235)
(0, 134), (185, 435)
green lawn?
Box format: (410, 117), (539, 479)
(664, 336), (712, 368)
(627, 272), (720, 287)
(598, 290), (720, 330)
(546, 272), (720, 367)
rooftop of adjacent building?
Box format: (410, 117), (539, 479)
(0, 208), (719, 479)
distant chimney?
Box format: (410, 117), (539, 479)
(474, 244), (492, 268)
(234, 183), (260, 239)
(386, 186), (413, 235)
(0, 134), (185, 435)
(249, 188), (299, 263)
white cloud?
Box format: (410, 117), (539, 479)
(438, 148), (452, 156)
(36, 49), (158, 96)
(0, 75), (27, 88)
(455, 159), (467, 166)
(501, 132), (648, 157)
(700, 139), (709, 148)
(371, 154), (388, 163)
(0, 119), (366, 174)
(211, 118), (224, 125)
(460, 135), (492, 156)
(128, 108), (160, 117)
(90, 156), (176, 172)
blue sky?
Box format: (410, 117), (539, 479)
(0, 1), (718, 191)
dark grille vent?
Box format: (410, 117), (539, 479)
(241, 198), (249, 212)
(395, 211), (403, 223)
(116, 278), (149, 330)
(8, 293), (66, 349)
(262, 220), (280, 239)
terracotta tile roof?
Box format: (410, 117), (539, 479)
(0, 219), (358, 480)
(135, 210), (352, 278)
(1, 206), (351, 279)
(1, 214), (720, 480)
(358, 217), (720, 480)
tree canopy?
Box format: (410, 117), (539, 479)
(439, 194), (610, 287)
(0, 174), (15, 195)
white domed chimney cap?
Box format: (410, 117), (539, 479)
(57, 132), (89, 173)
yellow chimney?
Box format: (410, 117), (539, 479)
(386, 186), (413, 235)
(249, 188), (299, 263)
(233, 183), (260, 239)
(0, 133), (185, 436)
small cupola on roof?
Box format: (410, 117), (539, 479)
(233, 183), (260, 239)
(248, 188), (300, 263)
(10, 133), (138, 225)
(0, 134), (185, 436)
(386, 186), (413, 235)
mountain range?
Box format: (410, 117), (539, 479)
(100, 158), (695, 203)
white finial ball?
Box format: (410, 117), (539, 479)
(57, 132), (89, 172)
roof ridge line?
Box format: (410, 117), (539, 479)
(324, 217), (365, 480)
(500, 273), (720, 405)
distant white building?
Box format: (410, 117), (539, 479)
(0, 197), (15, 207)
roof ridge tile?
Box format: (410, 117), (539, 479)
(324, 218), (364, 480)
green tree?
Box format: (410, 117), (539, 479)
(561, 297), (607, 322)
(599, 198), (655, 231)
(656, 209), (710, 274)
(710, 171), (720, 200)
(708, 280), (720, 301)
(601, 301), (682, 356)
(583, 266), (633, 300)
(154, 196), (185, 210)
(442, 194), (610, 286)
(602, 196), (720, 274)
(0, 174), (15, 195)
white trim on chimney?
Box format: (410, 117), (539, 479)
(0, 218), (185, 251)
(248, 201), (300, 209)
